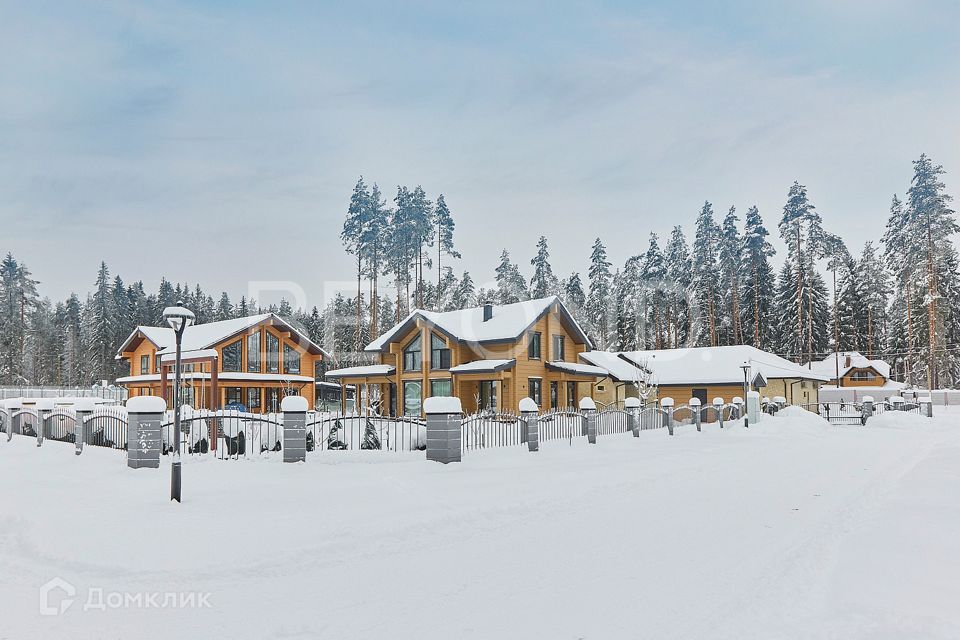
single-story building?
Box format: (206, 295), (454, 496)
(804, 352), (895, 387)
(578, 350), (647, 407)
(617, 345), (829, 406)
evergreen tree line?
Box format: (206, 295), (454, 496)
(1, 155), (956, 388)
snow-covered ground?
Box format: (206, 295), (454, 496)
(2, 409), (959, 639)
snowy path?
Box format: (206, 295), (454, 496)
(1, 411), (958, 639)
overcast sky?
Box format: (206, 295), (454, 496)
(2, 1), (959, 308)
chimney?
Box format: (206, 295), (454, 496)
(482, 301), (494, 322)
(845, 354), (851, 368)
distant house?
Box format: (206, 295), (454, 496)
(578, 350), (647, 406)
(617, 345), (829, 406)
(324, 296), (606, 415)
(804, 352), (897, 388)
(115, 313), (328, 411)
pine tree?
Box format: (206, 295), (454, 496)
(718, 206), (743, 345)
(664, 226), (693, 348)
(215, 292), (233, 321)
(857, 242), (891, 358)
(529, 236), (559, 299)
(586, 238), (613, 348)
(451, 271), (476, 309)
(434, 194), (460, 308)
(494, 250), (528, 304)
(85, 262), (114, 382)
(691, 202), (721, 346)
(739, 206), (776, 350)
(342, 177), (370, 351)
(640, 234), (667, 348)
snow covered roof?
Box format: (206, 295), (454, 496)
(365, 296), (591, 352)
(579, 350), (648, 382)
(804, 352), (891, 380)
(449, 359), (516, 374)
(324, 364), (396, 379)
(116, 313), (328, 359)
(544, 361), (607, 377)
(116, 372), (315, 384)
(619, 345), (830, 386)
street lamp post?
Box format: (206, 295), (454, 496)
(163, 301), (195, 503)
(740, 361), (751, 429)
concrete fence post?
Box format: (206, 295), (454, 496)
(126, 397), (165, 470)
(919, 396), (933, 418)
(713, 398), (724, 429)
(732, 397), (743, 422)
(580, 397), (597, 444)
(746, 391), (761, 427)
(36, 398), (54, 447)
(7, 399), (22, 441)
(74, 398), (94, 456)
(519, 397), (539, 452)
(890, 395), (904, 411)
(861, 395), (874, 425)
(661, 397), (675, 436)
(425, 397), (463, 464)
(689, 397), (702, 432)
(282, 396), (308, 463)
(625, 397), (641, 437)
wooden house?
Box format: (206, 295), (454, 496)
(324, 296), (606, 415)
(617, 345), (829, 406)
(116, 313), (328, 410)
(578, 350), (646, 407)
(804, 352), (893, 388)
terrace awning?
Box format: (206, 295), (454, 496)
(324, 364), (396, 379)
(449, 359), (516, 375)
(545, 361), (607, 377)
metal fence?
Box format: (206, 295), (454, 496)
(0, 385), (127, 403)
(596, 408), (631, 436)
(307, 414), (426, 452)
(461, 411), (526, 451)
(538, 409), (584, 443)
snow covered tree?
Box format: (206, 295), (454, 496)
(691, 202), (721, 347)
(664, 225), (693, 348)
(640, 234), (667, 348)
(739, 206), (776, 350)
(529, 236), (559, 299)
(434, 194), (460, 308)
(586, 238), (613, 348)
(451, 271), (476, 310)
(494, 250), (528, 304)
(718, 206), (743, 345)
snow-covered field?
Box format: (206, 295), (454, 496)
(2, 409), (959, 639)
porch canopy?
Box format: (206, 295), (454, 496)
(449, 359), (515, 375)
(324, 364), (396, 385)
(545, 361), (607, 378)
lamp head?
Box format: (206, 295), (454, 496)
(163, 301), (196, 331)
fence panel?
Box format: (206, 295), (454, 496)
(306, 414), (426, 452)
(12, 409), (41, 438)
(537, 409), (583, 443)
(44, 409), (78, 442)
(461, 411), (525, 451)
(596, 409), (630, 436)
(84, 407), (128, 449)
(640, 406), (666, 430)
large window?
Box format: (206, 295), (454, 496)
(528, 378), (542, 406)
(552, 335), (565, 361)
(430, 379), (452, 397)
(247, 387), (261, 410)
(225, 387), (243, 406)
(284, 343), (301, 374)
(430, 334), (451, 370)
(222, 340), (242, 372)
(403, 381), (422, 416)
(247, 332), (261, 373)
(404, 335), (422, 372)
(266, 333), (280, 373)
(480, 381), (497, 410)
(850, 370), (876, 381)
(528, 332), (542, 359)
(140, 355), (150, 375)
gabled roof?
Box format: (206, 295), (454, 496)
(579, 350), (648, 383)
(619, 345), (830, 386)
(804, 352), (891, 380)
(364, 296), (591, 353)
(116, 313), (328, 360)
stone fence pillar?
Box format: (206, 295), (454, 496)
(282, 396), (308, 463)
(713, 397), (724, 429)
(689, 397), (702, 432)
(74, 399), (94, 456)
(861, 395), (874, 424)
(425, 397), (463, 464)
(661, 397), (675, 436)
(625, 397), (641, 437)
(126, 397), (165, 469)
(732, 397), (743, 421)
(519, 397), (539, 452)
(919, 396), (933, 418)
(36, 398), (54, 447)
(890, 395), (904, 411)
(580, 397), (597, 444)
(6, 399), (22, 441)
(746, 391), (761, 427)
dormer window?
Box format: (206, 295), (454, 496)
(431, 334), (451, 370)
(404, 335), (422, 372)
